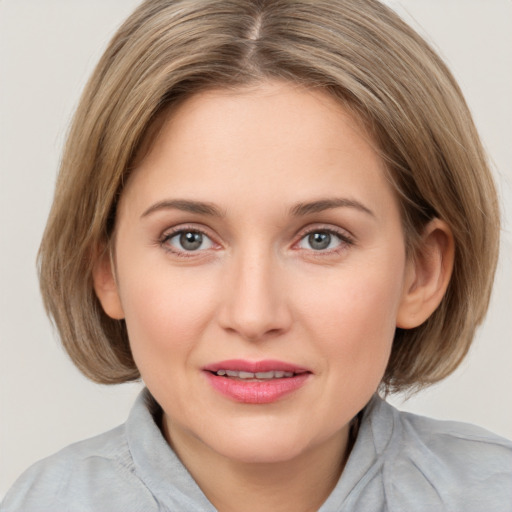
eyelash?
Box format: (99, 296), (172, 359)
(158, 225), (355, 258)
(159, 225), (217, 258)
(294, 226), (355, 255)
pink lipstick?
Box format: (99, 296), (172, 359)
(203, 359), (311, 404)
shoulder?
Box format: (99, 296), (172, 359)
(395, 404), (512, 478)
(373, 398), (512, 511)
(0, 425), (157, 512)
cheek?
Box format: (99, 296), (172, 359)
(297, 259), (404, 371)
(117, 262), (219, 365)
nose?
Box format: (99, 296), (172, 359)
(218, 247), (293, 342)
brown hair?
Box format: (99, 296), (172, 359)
(38, 0), (500, 391)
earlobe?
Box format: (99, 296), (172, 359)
(396, 219), (454, 329)
(92, 247), (125, 320)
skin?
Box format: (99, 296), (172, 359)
(94, 81), (453, 512)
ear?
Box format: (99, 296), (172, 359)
(92, 247), (125, 320)
(396, 219), (454, 329)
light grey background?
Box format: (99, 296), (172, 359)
(1, 0), (511, 498)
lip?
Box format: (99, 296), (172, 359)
(203, 359), (311, 404)
(203, 359), (310, 374)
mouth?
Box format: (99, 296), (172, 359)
(203, 359), (310, 379)
(203, 359), (311, 404)
(212, 369), (299, 380)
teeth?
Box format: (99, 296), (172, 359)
(215, 370), (295, 379)
(255, 371), (274, 379)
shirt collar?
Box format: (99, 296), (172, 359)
(126, 389), (392, 511)
(126, 388), (216, 511)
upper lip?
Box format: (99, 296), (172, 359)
(203, 359), (311, 374)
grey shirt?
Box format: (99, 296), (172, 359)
(2, 389), (511, 511)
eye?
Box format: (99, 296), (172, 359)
(163, 229), (214, 253)
(296, 229), (352, 252)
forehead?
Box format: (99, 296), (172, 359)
(121, 81), (397, 220)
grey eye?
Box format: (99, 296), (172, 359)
(307, 232), (332, 250)
(180, 231), (203, 250)
(166, 230), (214, 252)
(297, 230), (344, 251)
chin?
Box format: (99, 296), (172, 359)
(216, 437), (308, 465)
(199, 420), (325, 465)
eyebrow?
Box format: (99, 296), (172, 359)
(290, 198), (375, 217)
(141, 197), (374, 219)
(141, 199), (224, 218)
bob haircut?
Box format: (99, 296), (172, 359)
(39, 0), (500, 392)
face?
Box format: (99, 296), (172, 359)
(100, 82), (415, 465)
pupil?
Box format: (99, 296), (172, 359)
(180, 232), (202, 250)
(309, 232), (330, 250)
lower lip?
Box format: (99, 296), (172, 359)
(205, 372), (310, 404)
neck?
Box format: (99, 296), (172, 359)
(163, 419), (354, 512)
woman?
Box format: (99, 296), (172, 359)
(2, 1), (511, 510)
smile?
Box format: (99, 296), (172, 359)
(203, 360), (311, 404)
(214, 370), (296, 379)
